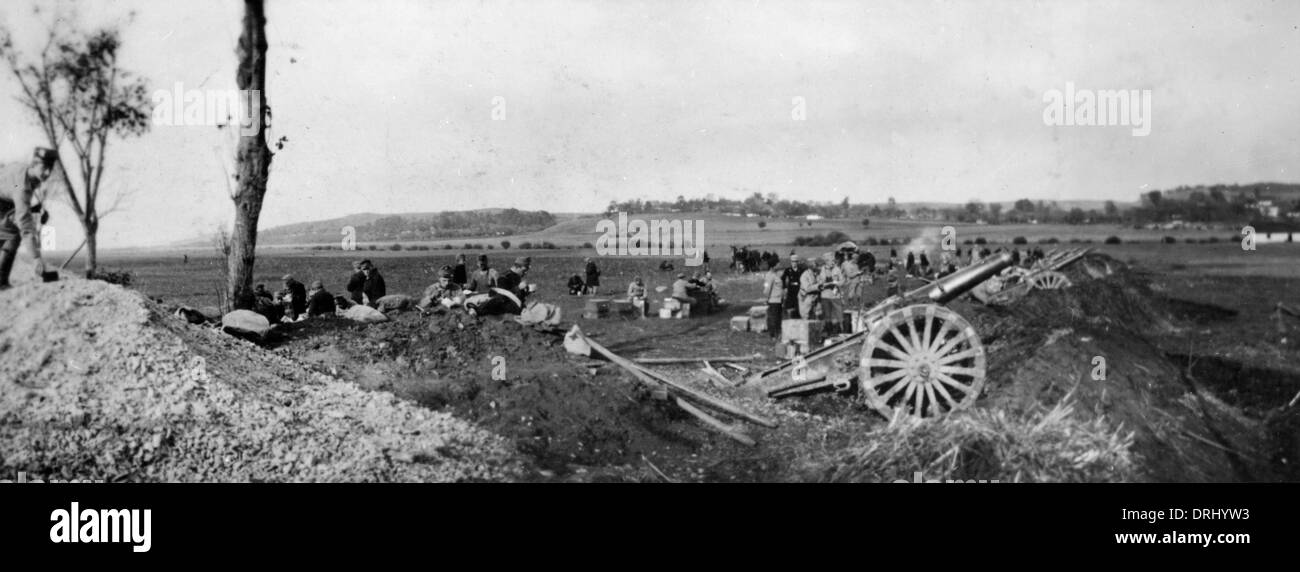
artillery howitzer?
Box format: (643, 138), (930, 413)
(974, 248), (1091, 305)
(748, 252), (1016, 418)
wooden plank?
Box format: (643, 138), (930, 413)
(627, 361), (779, 429)
(675, 397), (756, 447)
(632, 355), (762, 364)
(570, 326), (778, 429)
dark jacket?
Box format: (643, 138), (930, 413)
(584, 261), (600, 287)
(452, 263), (468, 285)
(363, 271), (386, 303)
(497, 269), (525, 298)
(306, 289), (336, 316)
(346, 271), (366, 304)
(781, 266), (802, 303)
(282, 280), (307, 318)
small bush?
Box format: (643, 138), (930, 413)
(1162, 236), (1176, 244)
(487, 245), (495, 250)
(500, 240), (511, 250)
(389, 243), (403, 251)
(974, 237), (988, 245)
(1037, 237), (1059, 245)
(962, 239), (974, 245)
(519, 242), (533, 249)
(442, 244), (454, 250)
(1012, 236), (1028, 245)
(582, 242), (594, 249)
(1104, 236), (1122, 244)
(1207, 236), (1220, 244)
(758, 221), (767, 229)
(541, 241), (556, 249)
(367, 245), (377, 251)
(1185, 238), (1198, 244)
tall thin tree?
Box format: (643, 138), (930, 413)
(227, 0), (272, 310)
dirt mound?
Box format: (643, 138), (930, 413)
(278, 312), (716, 477)
(968, 264), (1280, 481)
(0, 279), (521, 482)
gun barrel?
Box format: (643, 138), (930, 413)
(915, 252), (1015, 304)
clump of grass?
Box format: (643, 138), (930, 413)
(800, 401), (1137, 483)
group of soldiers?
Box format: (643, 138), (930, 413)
(758, 241), (1053, 339)
(762, 242), (873, 338)
(252, 253), (538, 324)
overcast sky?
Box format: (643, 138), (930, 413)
(1, 0), (1297, 248)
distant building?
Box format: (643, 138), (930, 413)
(805, 214), (823, 221)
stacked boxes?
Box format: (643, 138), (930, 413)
(779, 319), (825, 356)
(730, 316), (751, 331)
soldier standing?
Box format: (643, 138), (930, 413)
(0, 148), (59, 289)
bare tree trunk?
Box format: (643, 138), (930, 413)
(227, 0), (271, 311)
(84, 225), (97, 276)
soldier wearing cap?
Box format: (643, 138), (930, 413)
(671, 271), (693, 305)
(417, 266), (463, 312)
(470, 257), (531, 316)
(584, 257), (601, 295)
(819, 252), (845, 333)
(779, 252), (802, 318)
(798, 257), (823, 321)
(346, 260), (367, 304)
(0, 147), (59, 289)
(466, 253), (498, 292)
(360, 259), (386, 304)
(279, 274), (307, 319)
(305, 280), (337, 317)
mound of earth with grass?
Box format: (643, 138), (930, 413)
(0, 279), (521, 482)
(276, 312), (740, 479)
(968, 254), (1288, 482)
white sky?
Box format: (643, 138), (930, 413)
(1, 0), (1297, 248)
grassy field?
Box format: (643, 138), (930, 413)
(111, 212), (1265, 255)
(84, 216), (1300, 483)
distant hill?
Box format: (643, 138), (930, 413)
(178, 208), (559, 246)
(1153, 183), (1300, 204)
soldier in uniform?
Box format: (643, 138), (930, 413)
(346, 260), (367, 304)
(470, 257), (532, 317)
(781, 253), (803, 318)
(361, 259), (387, 304)
(798, 257), (822, 321)
(417, 266), (463, 312)
(466, 254), (499, 293)
(0, 148), (59, 289)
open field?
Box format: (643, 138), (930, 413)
(140, 212), (1266, 254)
(81, 226), (1300, 482)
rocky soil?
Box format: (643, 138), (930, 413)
(0, 279), (522, 482)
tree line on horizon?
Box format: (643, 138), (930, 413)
(605, 185), (1300, 227)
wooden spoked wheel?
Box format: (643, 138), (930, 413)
(859, 304), (987, 418)
(1029, 270), (1071, 290)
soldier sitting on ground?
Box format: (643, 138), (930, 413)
(465, 254), (498, 292)
(305, 280), (337, 317)
(361, 259), (386, 305)
(346, 260), (366, 304)
(626, 275), (648, 316)
(417, 266), (464, 314)
(567, 274), (585, 295)
(469, 257), (533, 317)
(279, 275), (308, 320)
